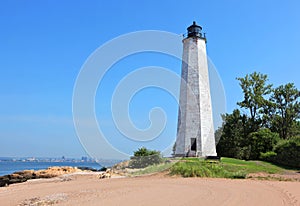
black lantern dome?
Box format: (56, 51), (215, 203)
(187, 21), (204, 39)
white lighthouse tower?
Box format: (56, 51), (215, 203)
(175, 21), (217, 157)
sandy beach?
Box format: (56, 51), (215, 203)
(0, 172), (299, 206)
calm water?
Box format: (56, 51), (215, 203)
(0, 161), (103, 176)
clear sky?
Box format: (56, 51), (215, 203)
(1, 0), (299, 158)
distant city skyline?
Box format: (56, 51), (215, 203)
(1, 0), (300, 158)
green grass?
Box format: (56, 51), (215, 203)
(221, 157), (284, 174)
(169, 157), (290, 179)
(170, 158), (246, 178)
(129, 161), (176, 176)
(122, 157), (295, 179)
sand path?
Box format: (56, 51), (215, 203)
(0, 174), (299, 206)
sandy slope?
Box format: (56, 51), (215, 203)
(0, 173), (299, 206)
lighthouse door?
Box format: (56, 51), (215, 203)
(191, 138), (196, 151)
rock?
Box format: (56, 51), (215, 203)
(13, 170), (36, 179)
(0, 173), (28, 186)
(98, 169), (112, 179)
(0, 166), (84, 187)
(0, 176), (9, 187)
(34, 166), (82, 178)
(8, 177), (26, 184)
(113, 160), (129, 170)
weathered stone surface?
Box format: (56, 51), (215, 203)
(175, 34), (217, 157)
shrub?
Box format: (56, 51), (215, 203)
(129, 147), (162, 169)
(247, 129), (280, 160)
(259, 151), (277, 162)
(272, 136), (300, 168)
(235, 146), (251, 160)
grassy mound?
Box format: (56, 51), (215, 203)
(169, 157), (288, 179)
(129, 161), (175, 176)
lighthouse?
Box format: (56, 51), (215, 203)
(175, 21), (217, 157)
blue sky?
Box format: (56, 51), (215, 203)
(0, 0), (300, 158)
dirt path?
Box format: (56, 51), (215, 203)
(0, 174), (299, 206)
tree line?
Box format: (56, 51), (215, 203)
(216, 72), (300, 167)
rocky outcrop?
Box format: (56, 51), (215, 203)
(0, 167), (83, 187)
(112, 160), (130, 176)
(98, 169), (112, 179)
(34, 166), (82, 178)
(0, 170), (35, 187)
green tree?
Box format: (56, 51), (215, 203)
(290, 121), (300, 137)
(237, 72), (272, 131)
(269, 83), (300, 139)
(218, 72), (300, 162)
(216, 109), (252, 159)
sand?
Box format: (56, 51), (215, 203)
(0, 173), (299, 206)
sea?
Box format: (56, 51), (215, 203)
(0, 161), (103, 176)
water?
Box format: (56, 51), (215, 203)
(0, 161), (103, 176)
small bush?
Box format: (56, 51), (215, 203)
(260, 151), (277, 162)
(235, 146), (251, 160)
(228, 171), (247, 179)
(129, 147), (163, 169)
(272, 136), (300, 168)
(247, 129), (280, 160)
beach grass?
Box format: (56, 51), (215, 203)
(221, 157), (284, 174)
(169, 157), (291, 178)
(121, 157), (296, 179)
(128, 160), (176, 176)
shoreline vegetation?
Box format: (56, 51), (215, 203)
(1, 157), (298, 188)
(116, 157), (300, 181)
(169, 157), (300, 181)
